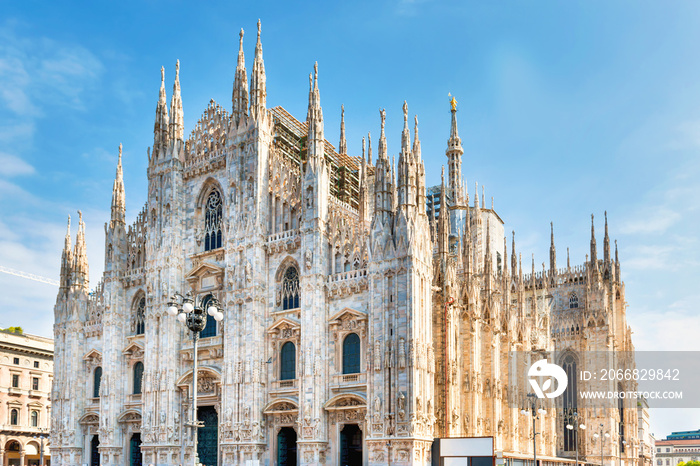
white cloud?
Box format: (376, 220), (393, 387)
(0, 24), (104, 116)
(624, 244), (678, 271)
(0, 152), (34, 176)
(628, 297), (700, 352)
(0, 122), (34, 144)
(618, 207), (681, 235)
(0, 208), (108, 338)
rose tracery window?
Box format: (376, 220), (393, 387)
(204, 189), (223, 251)
(282, 266), (300, 310)
(569, 293), (579, 309)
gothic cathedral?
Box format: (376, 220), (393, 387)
(52, 21), (641, 466)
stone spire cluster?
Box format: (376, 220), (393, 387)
(338, 104), (347, 155)
(152, 66), (169, 159)
(59, 215), (72, 290)
(110, 143), (126, 228)
(446, 94), (464, 205)
(169, 60), (184, 143)
(67, 211), (89, 291)
(249, 19), (266, 120)
(231, 28), (249, 125)
(306, 62), (324, 164)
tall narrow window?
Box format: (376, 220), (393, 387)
(133, 362), (144, 395)
(619, 382), (625, 452)
(282, 267), (300, 310)
(200, 294), (217, 338)
(10, 409), (18, 425)
(280, 342), (296, 380)
(342, 333), (361, 374)
(31, 410), (38, 427)
(134, 296), (146, 335)
(93, 366), (102, 398)
(562, 354), (578, 451)
(204, 189), (223, 251)
(11, 374), (19, 388)
(32, 377), (39, 390)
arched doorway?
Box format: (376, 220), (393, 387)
(197, 406), (218, 466)
(340, 424), (362, 466)
(129, 433), (142, 466)
(90, 435), (100, 466)
(25, 441), (40, 466)
(5, 440), (21, 466)
(277, 427), (297, 466)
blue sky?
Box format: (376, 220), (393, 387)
(1, 0), (699, 437)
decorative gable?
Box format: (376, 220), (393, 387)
(185, 261), (225, 291)
(122, 342), (144, 361)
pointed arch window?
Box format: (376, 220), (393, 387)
(342, 333), (361, 374)
(133, 361), (144, 395)
(199, 294), (217, 338)
(204, 189), (223, 251)
(282, 266), (300, 310)
(134, 296), (146, 335)
(562, 354), (578, 451)
(280, 341), (296, 380)
(93, 366), (102, 398)
(569, 293), (579, 309)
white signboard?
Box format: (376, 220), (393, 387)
(440, 437), (494, 457)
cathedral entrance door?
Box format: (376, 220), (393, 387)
(129, 433), (142, 466)
(277, 427), (297, 466)
(197, 406), (218, 466)
(90, 435), (100, 466)
(340, 424), (362, 466)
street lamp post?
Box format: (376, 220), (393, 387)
(521, 393), (547, 466)
(620, 439), (627, 466)
(593, 424), (611, 466)
(33, 428), (48, 466)
(566, 411), (587, 466)
(167, 292), (224, 466)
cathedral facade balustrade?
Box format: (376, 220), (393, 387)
(266, 228), (301, 254)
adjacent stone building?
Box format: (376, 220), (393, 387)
(51, 21), (642, 466)
(656, 430), (700, 466)
(0, 330), (53, 465)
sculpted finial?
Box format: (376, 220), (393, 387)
(160, 66), (165, 84)
(119, 143), (122, 159)
(380, 108), (386, 132)
(450, 94), (457, 112)
(403, 100), (408, 122)
(175, 59), (180, 79)
(257, 19), (261, 39)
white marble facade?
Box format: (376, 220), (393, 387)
(52, 21), (641, 466)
